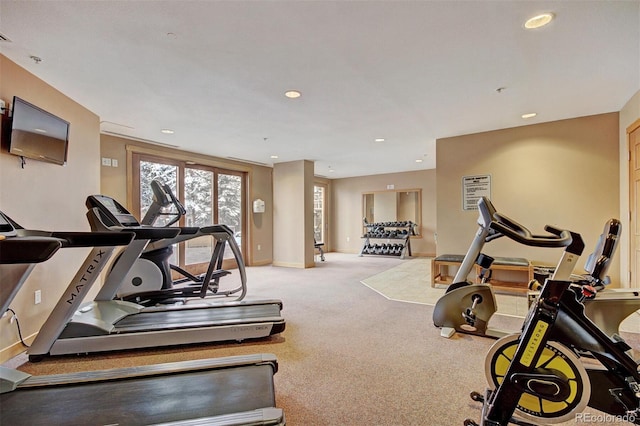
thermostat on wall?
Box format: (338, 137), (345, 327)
(253, 198), (265, 213)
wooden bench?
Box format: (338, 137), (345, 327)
(431, 254), (533, 294)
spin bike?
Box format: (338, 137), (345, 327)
(464, 224), (640, 425)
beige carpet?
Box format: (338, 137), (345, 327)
(6, 253), (639, 426)
(361, 257), (640, 333)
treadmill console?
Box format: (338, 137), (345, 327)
(86, 195), (141, 227)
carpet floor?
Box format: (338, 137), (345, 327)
(361, 257), (640, 333)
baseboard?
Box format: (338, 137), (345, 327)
(249, 259), (272, 266)
(1, 332), (36, 364)
(409, 252), (436, 258)
(272, 261), (306, 268)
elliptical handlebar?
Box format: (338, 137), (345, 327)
(142, 180), (186, 227)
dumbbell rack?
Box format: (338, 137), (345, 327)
(359, 219), (415, 259)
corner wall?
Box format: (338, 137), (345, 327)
(436, 112), (620, 284)
(272, 160), (315, 268)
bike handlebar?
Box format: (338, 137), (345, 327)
(477, 197), (572, 248)
(489, 212), (572, 248)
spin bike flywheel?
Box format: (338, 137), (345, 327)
(485, 333), (591, 424)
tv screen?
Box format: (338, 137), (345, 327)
(8, 96), (70, 166)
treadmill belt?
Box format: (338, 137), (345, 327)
(114, 303), (282, 332)
(1, 364), (276, 425)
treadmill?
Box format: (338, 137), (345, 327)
(26, 197), (284, 360)
(0, 210), (285, 425)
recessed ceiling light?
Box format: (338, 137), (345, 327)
(270, 155), (279, 159)
(521, 113), (537, 119)
(415, 159), (423, 163)
(161, 129), (174, 134)
(524, 13), (555, 29)
(374, 138), (385, 142)
(285, 90), (301, 99)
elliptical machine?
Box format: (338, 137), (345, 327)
(464, 224), (640, 425)
(136, 179), (236, 296)
(86, 183), (247, 306)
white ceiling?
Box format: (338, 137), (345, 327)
(1, 1), (638, 179)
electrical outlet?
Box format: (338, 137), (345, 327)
(112, 158), (119, 167)
(34, 289), (41, 305)
(257, 244), (261, 251)
(347, 236), (350, 242)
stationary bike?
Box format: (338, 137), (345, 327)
(433, 197), (574, 339)
(433, 197), (637, 340)
(464, 224), (640, 425)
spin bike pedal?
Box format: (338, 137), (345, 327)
(466, 390), (541, 426)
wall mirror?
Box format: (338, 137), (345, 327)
(363, 189), (421, 235)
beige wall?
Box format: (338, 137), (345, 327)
(618, 90), (640, 287)
(330, 169), (437, 256)
(272, 160), (315, 268)
(100, 133), (275, 266)
(250, 166), (275, 265)
(436, 112), (621, 284)
(0, 55), (101, 361)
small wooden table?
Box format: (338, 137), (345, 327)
(431, 254), (533, 295)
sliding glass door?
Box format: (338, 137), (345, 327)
(132, 153), (246, 274)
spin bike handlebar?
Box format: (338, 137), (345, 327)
(490, 213), (572, 248)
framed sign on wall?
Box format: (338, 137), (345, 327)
(462, 175), (491, 211)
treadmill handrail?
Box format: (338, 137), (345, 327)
(0, 238), (62, 264)
(14, 229), (135, 248)
(87, 207), (180, 240)
(1, 210), (136, 248)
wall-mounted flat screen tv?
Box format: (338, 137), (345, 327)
(8, 96), (70, 166)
